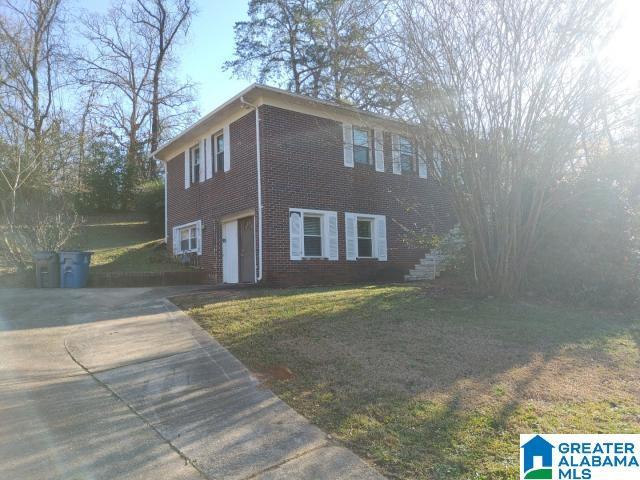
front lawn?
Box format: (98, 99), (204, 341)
(173, 285), (640, 480)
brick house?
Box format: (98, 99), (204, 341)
(152, 84), (454, 286)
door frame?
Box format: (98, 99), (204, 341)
(222, 214), (256, 284)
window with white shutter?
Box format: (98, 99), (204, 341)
(205, 136), (213, 179)
(289, 211), (302, 260)
(342, 123), (354, 167)
(417, 144), (428, 179)
(374, 129), (385, 172)
(391, 134), (401, 175)
(184, 149), (190, 189)
(223, 125), (231, 171)
(289, 208), (338, 261)
(345, 212), (387, 261)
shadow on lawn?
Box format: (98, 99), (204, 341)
(184, 286), (640, 479)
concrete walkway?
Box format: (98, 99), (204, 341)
(0, 288), (384, 480)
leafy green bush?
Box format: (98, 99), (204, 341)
(134, 179), (164, 234)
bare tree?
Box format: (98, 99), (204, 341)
(76, 2), (155, 182)
(0, 0), (64, 147)
(133, 0), (193, 156)
(390, 0), (615, 296)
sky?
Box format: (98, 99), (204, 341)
(77, 0), (640, 117)
(76, 0), (252, 114)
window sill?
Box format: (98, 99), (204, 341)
(301, 256), (328, 260)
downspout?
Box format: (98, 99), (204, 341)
(153, 155), (168, 243)
(240, 96), (263, 282)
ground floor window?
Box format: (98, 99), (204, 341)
(289, 208), (338, 261)
(303, 215), (323, 257)
(357, 218), (373, 257)
(173, 220), (202, 255)
(345, 213), (387, 261)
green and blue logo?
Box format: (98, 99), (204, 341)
(521, 435), (554, 479)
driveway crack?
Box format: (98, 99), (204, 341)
(64, 338), (211, 480)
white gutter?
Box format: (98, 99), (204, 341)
(240, 96), (263, 282)
(163, 161), (168, 243)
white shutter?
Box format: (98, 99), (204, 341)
(289, 211), (302, 260)
(324, 212), (339, 261)
(418, 145), (428, 179)
(433, 148), (443, 177)
(345, 213), (357, 260)
(199, 139), (206, 182)
(196, 220), (202, 255)
(223, 125), (231, 172)
(342, 123), (354, 167)
(391, 134), (401, 175)
(374, 129), (385, 172)
(172, 227), (179, 255)
(184, 149), (190, 189)
(205, 136), (213, 179)
(375, 215), (387, 261)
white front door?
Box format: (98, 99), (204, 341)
(222, 220), (239, 283)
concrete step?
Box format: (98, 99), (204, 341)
(404, 274), (433, 282)
(408, 269), (435, 280)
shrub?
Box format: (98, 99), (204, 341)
(527, 176), (638, 308)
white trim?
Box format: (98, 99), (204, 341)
(205, 135), (213, 179)
(163, 164), (168, 242)
(183, 149), (190, 189)
(223, 125), (231, 172)
(374, 129), (385, 172)
(342, 123), (354, 167)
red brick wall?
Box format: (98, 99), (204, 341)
(166, 104), (455, 286)
(259, 105), (455, 286)
(166, 110), (258, 284)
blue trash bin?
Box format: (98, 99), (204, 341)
(59, 251), (92, 288)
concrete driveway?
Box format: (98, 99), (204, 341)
(0, 287), (383, 480)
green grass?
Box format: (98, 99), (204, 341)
(73, 214), (191, 273)
(174, 285), (640, 480)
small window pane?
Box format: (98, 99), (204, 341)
(357, 219), (372, 238)
(357, 219), (373, 257)
(304, 216), (321, 236)
(353, 128), (370, 165)
(303, 215), (322, 257)
(216, 134), (224, 171)
(353, 128), (369, 147)
(354, 146), (369, 165)
(304, 236), (322, 257)
(180, 239), (189, 251)
(358, 238), (373, 257)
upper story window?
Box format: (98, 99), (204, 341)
(353, 128), (371, 165)
(190, 145), (200, 184)
(399, 136), (414, 173)
(215, 132), (224, 172)
(357, 218), (373, 257)
(303, 215), (323, 257)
